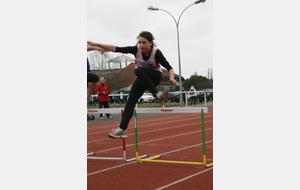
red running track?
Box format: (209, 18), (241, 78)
(87, 108), (213, 190)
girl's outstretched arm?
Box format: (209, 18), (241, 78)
(87, 41), (116, 52)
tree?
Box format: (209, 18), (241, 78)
(182, 74), (213, 91)
(88, 51), (112, 71)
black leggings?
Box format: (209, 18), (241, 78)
(87, 72), (99, 86)
(119, 67), (162, 130)
(98, 101), (111, 117)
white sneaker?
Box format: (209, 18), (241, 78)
(108, 116), (112, 119)
(108, 127), (128, 138)
(100, 117), (104, 120)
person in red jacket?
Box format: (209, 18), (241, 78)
(96, 77), (112, 120)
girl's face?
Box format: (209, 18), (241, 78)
(137, 36), (152, 54)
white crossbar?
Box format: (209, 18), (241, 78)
(87, 107), (208, 114)
(136, 107), (208, 114)
(87, 108), (123, 114)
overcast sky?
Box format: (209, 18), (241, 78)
(87, 0), (212, 79)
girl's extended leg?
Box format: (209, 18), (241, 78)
(119, 79), (145, 130)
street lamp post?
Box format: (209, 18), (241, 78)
(148, 0), (205, 107)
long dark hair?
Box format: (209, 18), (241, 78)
(138, 31), (155, 46)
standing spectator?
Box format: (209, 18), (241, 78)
(189, 85), (197, 105)
(96, 77), (112, 120)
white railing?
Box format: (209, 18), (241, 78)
(91, 90), (212, 108)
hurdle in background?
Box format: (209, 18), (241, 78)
(87, 108), (148, 162)
(133, 107), (213, 167)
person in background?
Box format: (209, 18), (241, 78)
(96, 77), (112, 120)
(189, 85), (197, 105)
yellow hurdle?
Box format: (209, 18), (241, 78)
(133, 107), (213, 167)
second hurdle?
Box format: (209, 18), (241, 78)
(133, 107), (213, 167)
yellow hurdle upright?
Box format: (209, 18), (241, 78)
(133, 107), (213, 167)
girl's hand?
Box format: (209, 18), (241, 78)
(87, 44), (94, 51)
(169, 78), (178, 86)
(87, 41), (96, 46)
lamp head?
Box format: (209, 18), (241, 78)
(147, 6), (159, 11)
(195, 0), (206, 4)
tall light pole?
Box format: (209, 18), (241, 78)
(148, 0), (205, 107)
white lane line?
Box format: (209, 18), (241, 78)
(87, 113), (201, 130)
(87, 118), (212, 144)
(155, 140), (213, 156)
(87, 119), (205, 144)
(87, 162), (133, 176)
(87, 113), (213, 133)
(92, 127), (213, 154)
(87, 114), (203, 136)
(154, 167), (213, 190)
(87, 114), (212, 135)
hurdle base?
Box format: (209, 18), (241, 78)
(137, 155), (213, 167)
(87, 156), (125, 161)
(126, 154), (148, 162)
(137, 155), (161, 163)
(87, 152), (148, 162)
(87, 152), (95, 156)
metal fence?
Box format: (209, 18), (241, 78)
(91, 90), (213, 108)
